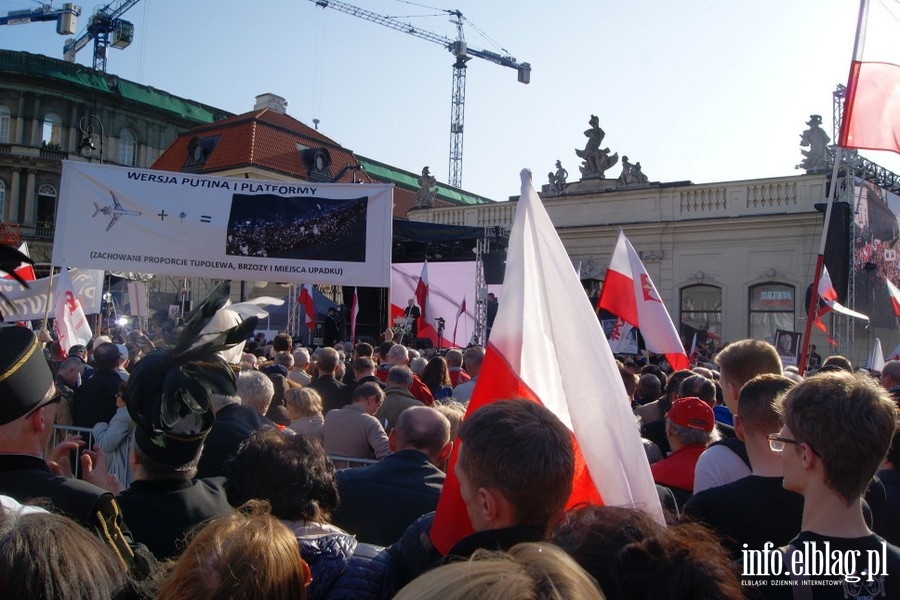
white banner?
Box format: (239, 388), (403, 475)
(0, 268), (104, 321)
(53, 162), (394, 287)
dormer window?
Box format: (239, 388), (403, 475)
(298, 146), (332, 182)
(183, 135), (220, 170)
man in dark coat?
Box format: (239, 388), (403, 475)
(308, 347), (348, 414)
(72, 342), (122, 428)
(332, 406), (451, 546)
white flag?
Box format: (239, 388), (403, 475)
(54, 268), (93, 355)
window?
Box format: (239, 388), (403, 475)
(680, 284), (722, 340)
(118, 129), (136, 166)
(37, 184), (57, 228)
(0, 106), (10, 143)
(42, 113), (62, 147)
(749, 283), (795, 340)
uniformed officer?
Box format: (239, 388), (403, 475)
(0, 326), (137, 571)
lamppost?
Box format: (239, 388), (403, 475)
(78, 114), (104, 163)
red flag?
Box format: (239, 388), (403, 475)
(297, 284), (315, 329)
(452, 296), (466, 346)
(54, 267), (92, 355)
(838, 0), (900, 154)
(415, 260), (429, 333)
(598, 230), (689, 370)
(887, 279), (900, 317)
(2, 242), (36, 282)
(349, 287), (359, 343)
(430, 170), (663, 554)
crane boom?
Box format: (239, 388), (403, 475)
(0, 3), (80, 34)
(312, 0), (530, 189)
(63, 0), (142, 72)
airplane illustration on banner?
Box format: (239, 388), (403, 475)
(93, 191), (142, 231)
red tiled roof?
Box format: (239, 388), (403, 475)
(152, 108), (372, 184)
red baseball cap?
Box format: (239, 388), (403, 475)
(668, 396), (714, 432)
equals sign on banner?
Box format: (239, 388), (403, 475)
(200, 215), (212, 223)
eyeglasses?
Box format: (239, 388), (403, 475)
(24, 392), (62, 419)
(767, 433), (819, 456)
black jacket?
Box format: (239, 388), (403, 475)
(117, 476), (233, 560)
(333, 449), (444, 546)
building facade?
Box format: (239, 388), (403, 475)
(0, 50), (231, 267)
(405, 172), (885, 364)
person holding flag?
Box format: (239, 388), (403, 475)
(383, 170), (663, 592)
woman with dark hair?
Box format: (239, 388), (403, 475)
(0, 508), (131, 600)
(551, 505), (743, 600)
(224, 429), (388, 599)
(421, 356), (453, 402)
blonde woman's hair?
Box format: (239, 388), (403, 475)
(394, 542), (604, 600)
(157, 501), (308, 600)
(284, 387), (323, 417)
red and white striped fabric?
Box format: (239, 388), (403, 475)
(598, 230), (689, 371)
(839, 0), (900, 154)
(887, 279), (900, 317)
(1, 242), (36, 282)
(297, 284), (316, 329)
(430, 170), (663, 554)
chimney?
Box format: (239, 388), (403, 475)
(254, 93), (288, 114)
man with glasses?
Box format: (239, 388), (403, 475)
(0, 326), (138, 570)
(748, 371), (900, 598)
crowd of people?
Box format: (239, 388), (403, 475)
(0, 285), (898, 599)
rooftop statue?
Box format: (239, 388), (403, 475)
(797, 114), (830, 172)
(617, 156), (650, 185)
(548, 160), (568, 194)
(414, 166), (437, 208)
(576, 115), (618, 178)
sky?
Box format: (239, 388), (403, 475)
(2, 0), (898, 202)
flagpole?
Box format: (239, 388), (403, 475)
(799, 147), (844, 375)
(41, 264), (57, 333)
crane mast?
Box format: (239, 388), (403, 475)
(63, 0), (141, 72)
(312, 0), (530, 189)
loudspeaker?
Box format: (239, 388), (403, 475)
(483, 252), (506, 284)
(823, 202), (851, 301)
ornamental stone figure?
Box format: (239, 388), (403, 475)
(548, 160), (568, 194)
(575, 115), (618, 179)
(618, 156), (650, 185)
(797, 114), (830, 172)
(414, 166), (437, 208)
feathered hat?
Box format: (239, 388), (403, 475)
(125, 281), (257, 466)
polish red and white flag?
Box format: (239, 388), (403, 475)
(430, 170), (663, 554)
(838, 0), (900, 154)
(887, 279), (900, 317)
(297, 284), (316, 329)
(597, 230), (689, 371)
